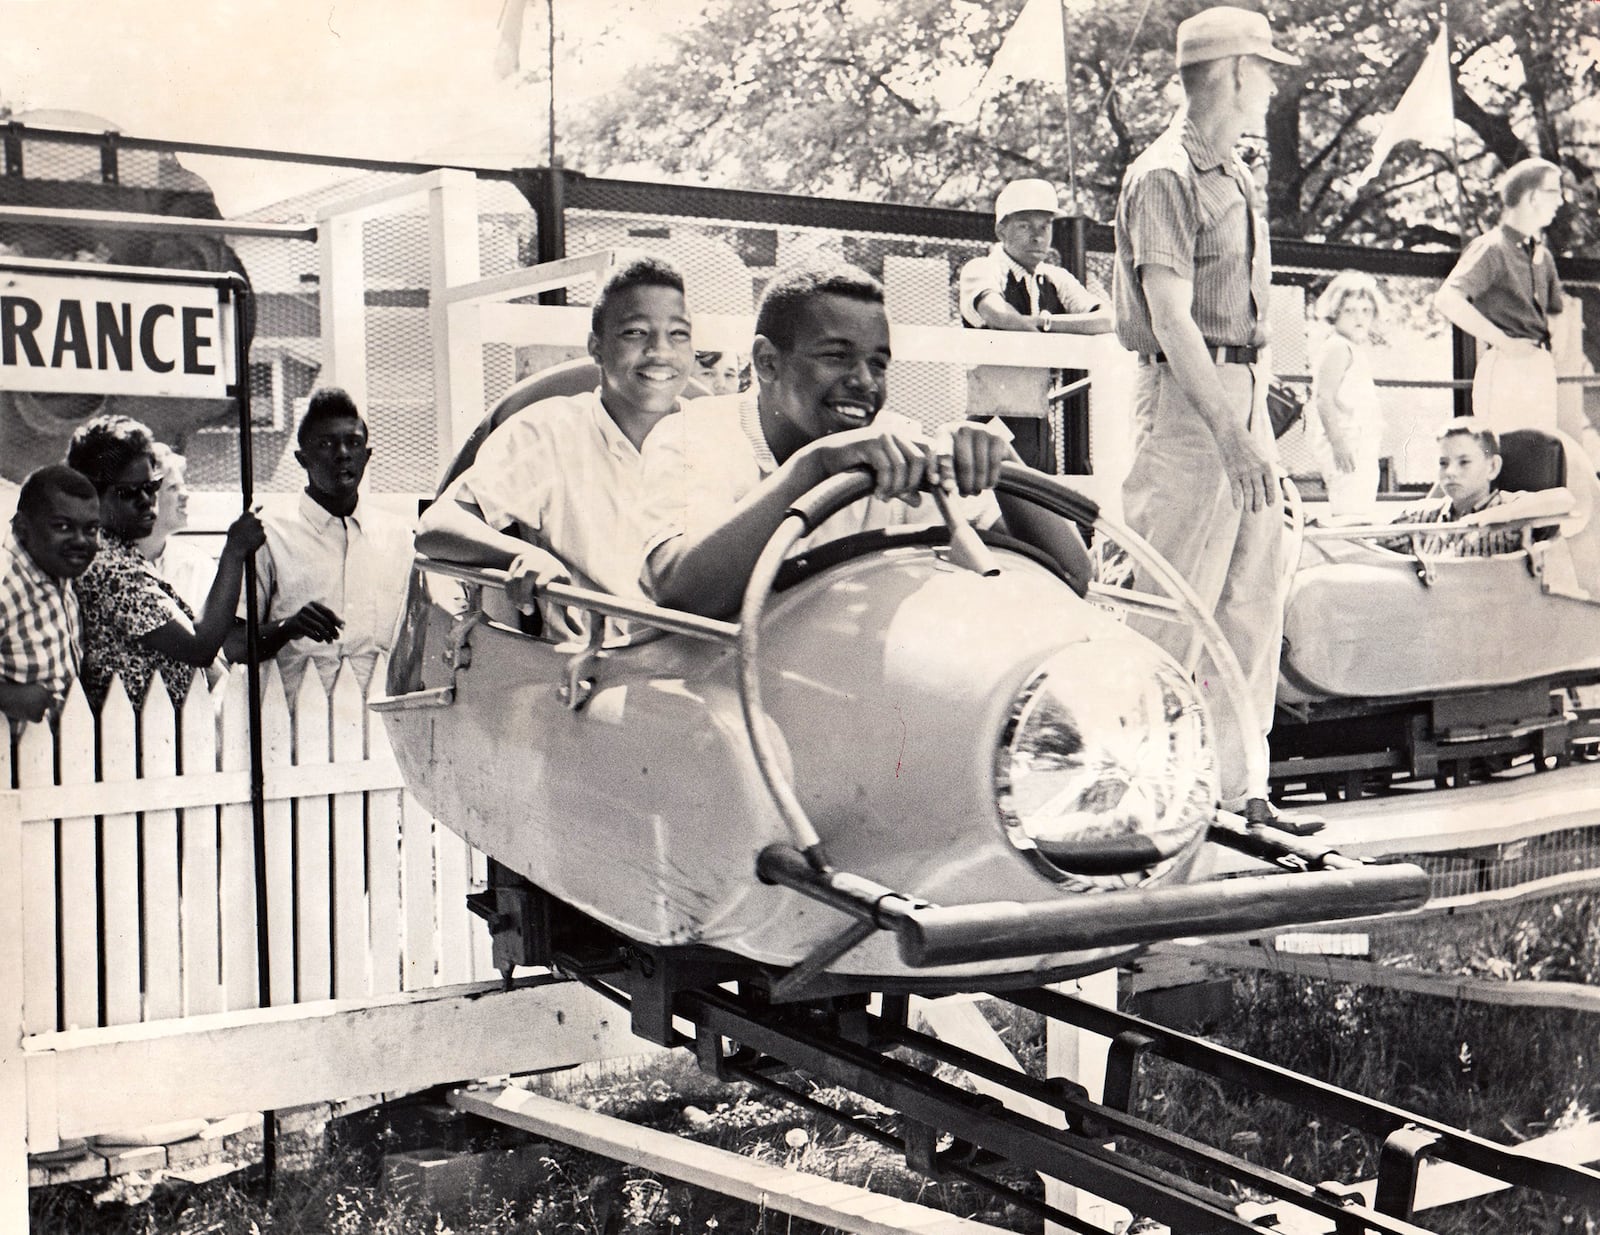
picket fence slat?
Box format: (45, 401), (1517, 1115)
(101, 679), (147, 1028)
(58, 685), (100, 1032)
(470, 848), (493, 980)
(171, 674), (221, 1015)
(215, 673), (258, 1012)
(401, 793), (439, 990)
(140, 678), (184, 1023)
(17, 721), (58, 1036)
(437, 826), (473, 986)
(331, 665), (369, 998)
(257, 666), (297, 1007)
(365, 668), (403, 997)
(293, 668), (334, 1003)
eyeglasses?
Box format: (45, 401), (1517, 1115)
(110, 480), (163, 503)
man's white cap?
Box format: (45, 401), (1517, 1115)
(994, 179), (1066, 223)
(1175, 6), (1301, 68)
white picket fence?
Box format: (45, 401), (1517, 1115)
(1, 656), (650, 1231)
(4, 658), (494, 1038)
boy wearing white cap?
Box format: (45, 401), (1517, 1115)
(1112, 6), (1323, 835)
(958, 178), (1111, 471)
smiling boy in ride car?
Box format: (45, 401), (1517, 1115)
(637, 263), (1092, 619)
(415, 255), (696, 634)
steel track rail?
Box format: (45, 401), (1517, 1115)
(569, 968), (1462, 1233)
(999, 986), (1600, 1215)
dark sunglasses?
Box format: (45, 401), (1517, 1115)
(110, 480), (163, 503)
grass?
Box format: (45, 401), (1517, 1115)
(29, 895), (1600, 1234)
(1114, 894), (1600, 1234)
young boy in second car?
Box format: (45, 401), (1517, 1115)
(1379, 420), (1558, 558)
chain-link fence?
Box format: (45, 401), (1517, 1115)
(6, 123), (1598, 514)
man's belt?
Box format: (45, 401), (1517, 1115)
(1144, 344), (1261, 365)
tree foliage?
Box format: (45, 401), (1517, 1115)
(565, 0), (1600, 253)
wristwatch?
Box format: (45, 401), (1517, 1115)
(1039, 310), (1053, 333)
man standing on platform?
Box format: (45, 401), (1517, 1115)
(1433, 158), (1585, 451)
(1112, 6), (1321, 835)
(958, 178), (1111, 472)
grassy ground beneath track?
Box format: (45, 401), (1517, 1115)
(30, 894), (1600, 1235)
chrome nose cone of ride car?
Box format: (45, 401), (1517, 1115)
(995, 640), (1216, 891)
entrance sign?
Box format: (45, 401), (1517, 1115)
(0, 261), (236, 399)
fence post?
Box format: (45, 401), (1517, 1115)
(1055, 214), (1092, 475)
(428, 168), (487, 457)
(0, 788), (28, 1232)
(1451, 324), (1476, 419)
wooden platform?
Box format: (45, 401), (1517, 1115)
(450, 1086), (1012, 1235)
(1218, 759), (1600, 877)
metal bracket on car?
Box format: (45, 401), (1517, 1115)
(1410, 550), (1437, 587)
(443, 583), (489, 679)
(556, 616), (606, 711)
(373, 582), (487, 712)
(1524, 531), (1545, 581)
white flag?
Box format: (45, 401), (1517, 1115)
(1352, 25), (1455, 188)
(947, 0), (1072, 123)
(494, 0), (528, 79)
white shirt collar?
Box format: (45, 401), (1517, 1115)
(297, 489), (366, 533)
(991, 242), (1044, 286)
(737, 389), (778, 473)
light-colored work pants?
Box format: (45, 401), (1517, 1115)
(1122, 360), (1284, 804)
(1473, 345), (1558, 434)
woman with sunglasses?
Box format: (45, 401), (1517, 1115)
(66, 415), (264, 709)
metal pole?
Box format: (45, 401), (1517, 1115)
(227, 274), (276, 1188)
(546, 0), (558, 169)
(1058, 0), (1078, 212)
(1440, 7), (1475, 418)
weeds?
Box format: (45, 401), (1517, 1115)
(30, 895), (1599, 1234)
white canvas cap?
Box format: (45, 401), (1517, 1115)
(994, 179), (1065, 222)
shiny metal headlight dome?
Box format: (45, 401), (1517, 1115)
(994, 639), (1216, 891)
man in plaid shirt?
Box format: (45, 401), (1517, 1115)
(0, 465), (101, 724)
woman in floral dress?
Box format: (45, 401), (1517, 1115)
(67, 415), (263, 709)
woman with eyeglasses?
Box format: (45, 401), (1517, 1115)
(66, 414), (264, 709)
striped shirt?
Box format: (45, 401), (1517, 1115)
(1379, 490), (1528, 558)
(1113, 111), (1270, 356)
(0, 537), (82, 707)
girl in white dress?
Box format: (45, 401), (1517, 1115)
(1307, 272), (1387, 518)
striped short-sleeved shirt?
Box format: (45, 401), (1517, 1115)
(1113, 112), (1271, 356)
(0, 538), (81, 706)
